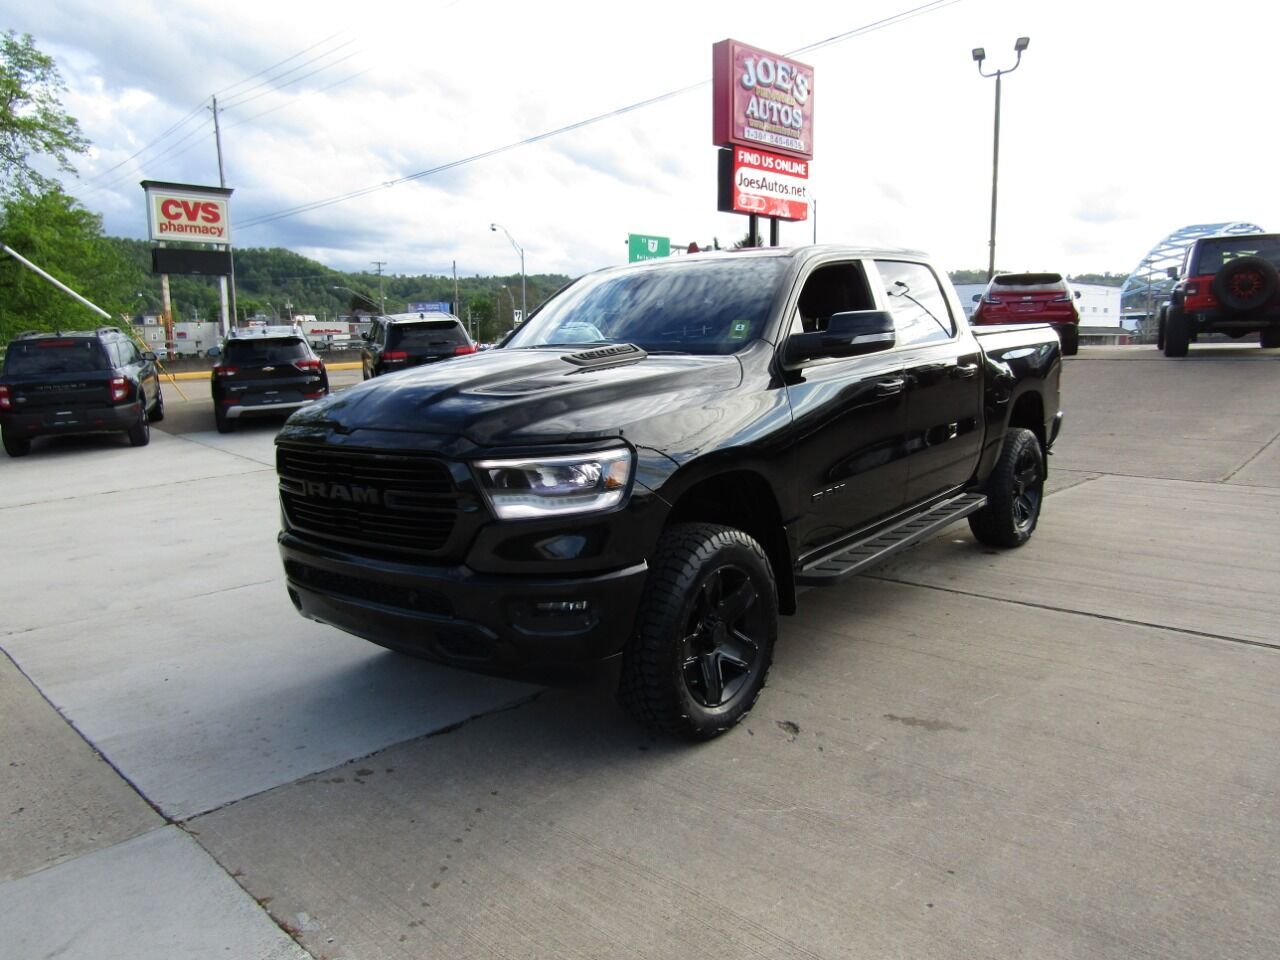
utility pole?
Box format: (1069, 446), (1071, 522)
(210, 95), (238, 335)
(371, 260), (387, 313)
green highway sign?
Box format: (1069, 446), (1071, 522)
(628, 234), (670, 262)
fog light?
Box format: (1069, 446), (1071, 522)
(534, 600), (590, 614)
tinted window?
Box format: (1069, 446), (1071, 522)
(223, 337), (309, 364)
(1193, 236), (1280, 274)
(506, 257), (789, 355)
(388, 321), (467, 348)
(3, 339), (109, 376)
(876, 260), (955, 346)
(791, 262), (874, 334)
(992, 273), (1066, 292)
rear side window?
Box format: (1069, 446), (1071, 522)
(389, 321), (467, 348)
(3, 339), (109, 376)
(1193, 236), (1280, 274)
(876, 260), (955, 346)
(223, 337), (310, 364)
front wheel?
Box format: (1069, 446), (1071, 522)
(618, 523), (777, 740)
(149, 387), (165, 423)
(968, 427), (1044, 548)
(127, 399), (151, 447)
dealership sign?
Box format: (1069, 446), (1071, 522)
(142, 181), (233, 244)
(712, 39), (814, 160)
(718, 147), (810, 221)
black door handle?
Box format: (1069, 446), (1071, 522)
(953, 363), (979, 379)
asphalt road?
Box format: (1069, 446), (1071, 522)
(2, 344), (1277, 959)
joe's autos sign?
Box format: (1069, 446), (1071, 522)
(718, 147), (810, 221)
(712, 39), (814, 160)
(142, 181), (233, 244)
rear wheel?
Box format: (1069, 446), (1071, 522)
(214, 406), (235, 433)
(1156, 305), (1167, 351)
(1058, 324), (1079, 356)
(2, 426), (31, 458)
(1261, 327), (1280, 349)
(127, 398), (150, 446)
(968, 428), (1044, 548)
(1163, 304), (1190, 357)
(619, 523), (777, 740)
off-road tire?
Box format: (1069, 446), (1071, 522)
(149, 387), (165, 423)
(127, 398), (151, 447)
(2, 426), (31, 458)
(1163, 304), (1190, 357)
(215, 406), (235, 434)
(618, 522), (777, 741)
(968, 428), (1044, 549)
(1261, 327), (1280, 349)
(1156, 305), (1167, 351)
(1212, 256), (1279, 313)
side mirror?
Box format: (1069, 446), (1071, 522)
(785, 309), (896, 365)
(1074, 290), (1082, 299)
(1166, 266), (1179, 281)
(142, 351), (157, 362)
(971, 293), (981, 303)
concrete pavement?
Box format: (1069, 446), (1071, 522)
(2, 345), (1278, 959)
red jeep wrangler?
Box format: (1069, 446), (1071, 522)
(1161, 233), (1280, 356)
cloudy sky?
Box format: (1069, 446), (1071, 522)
(13, 0), (1277, 282)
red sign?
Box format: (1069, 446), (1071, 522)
(719, 147), (810, 221)
(712, 39), (814, 160)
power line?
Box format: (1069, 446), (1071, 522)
(219, 40), (358, 109)
(240, 0), (960, 230)
(80, 101), (207, 185)
(213, 30), (347, 99)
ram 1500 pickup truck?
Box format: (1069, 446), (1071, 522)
(276, 245), (1063, 739)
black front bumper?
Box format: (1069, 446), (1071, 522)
(279, 532), (648, 673)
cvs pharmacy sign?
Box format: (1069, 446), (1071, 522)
(142, 180), (234, 244)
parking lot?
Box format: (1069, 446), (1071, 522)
(2, 345), (1277, 959)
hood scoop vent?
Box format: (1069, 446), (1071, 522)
(561, 343), (647, 369)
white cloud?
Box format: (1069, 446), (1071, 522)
(13, 0), (1280, 285)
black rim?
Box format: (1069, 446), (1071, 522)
(1012, 446), (1042, 531)
(679, 564), (764, 709)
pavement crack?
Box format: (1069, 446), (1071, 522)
(1223, 426), (1280, 482)
(862, 574), (1280, 652)
(171, 432), (276, 468)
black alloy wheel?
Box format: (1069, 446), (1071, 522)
(968, 427), (1044, 548)
(128, 396), (151, 446)
(619, 522), (777, 740)
(679, 563), (766, 710)
(150, 388), (165, 423)
(2, 426), (31, 457)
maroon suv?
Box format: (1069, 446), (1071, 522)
(971, 272), (1081, 355)
(1161, 233), (1280, 357)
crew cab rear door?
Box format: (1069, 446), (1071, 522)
(782, 259), (910, 557)
(872, 259), (984, 505)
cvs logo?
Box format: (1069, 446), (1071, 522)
(160, 199), (222, 224)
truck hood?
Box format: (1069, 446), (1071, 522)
(288, 346), (744, 452)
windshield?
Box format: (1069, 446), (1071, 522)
(3, 339), (108, 376)
(505, 257), (789, 355)
(223, 337), (310, 364)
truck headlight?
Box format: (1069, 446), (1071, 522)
(474, 447), (633, 519)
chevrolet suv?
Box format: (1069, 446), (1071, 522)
(1, 327), (162, 457)
(971, 272), (1081, 355)
(211, 328), (329, 433)
(1162, 233), (1280, 356)
(361, 313), (477, 379)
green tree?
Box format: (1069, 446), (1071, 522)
(0, 187), (135, 342)
(0, 31), (89, 193)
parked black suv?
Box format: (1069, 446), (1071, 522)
(211, 328), (329, 433)
(1162, 232), (1280, 356)
(360, 313), (476, 379)
(1, 327), (162, 457)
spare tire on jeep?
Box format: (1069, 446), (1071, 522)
(1212, 256), (1279, 313)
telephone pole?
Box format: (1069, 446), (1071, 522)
(371, 260), (387, 314)
(210, 95), (238, 334)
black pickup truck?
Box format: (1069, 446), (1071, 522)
(276, 246), (1063, 738)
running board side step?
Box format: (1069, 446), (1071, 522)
(796, 493), (988, 585)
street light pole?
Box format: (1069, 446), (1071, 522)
(973, 37), (1029, 282)
(491, 223), (526, 324)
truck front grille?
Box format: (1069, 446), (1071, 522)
(277, 443), (459, 557)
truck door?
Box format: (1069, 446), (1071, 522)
(784, 260), (910, 558)
(873, 259), (984, 505)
